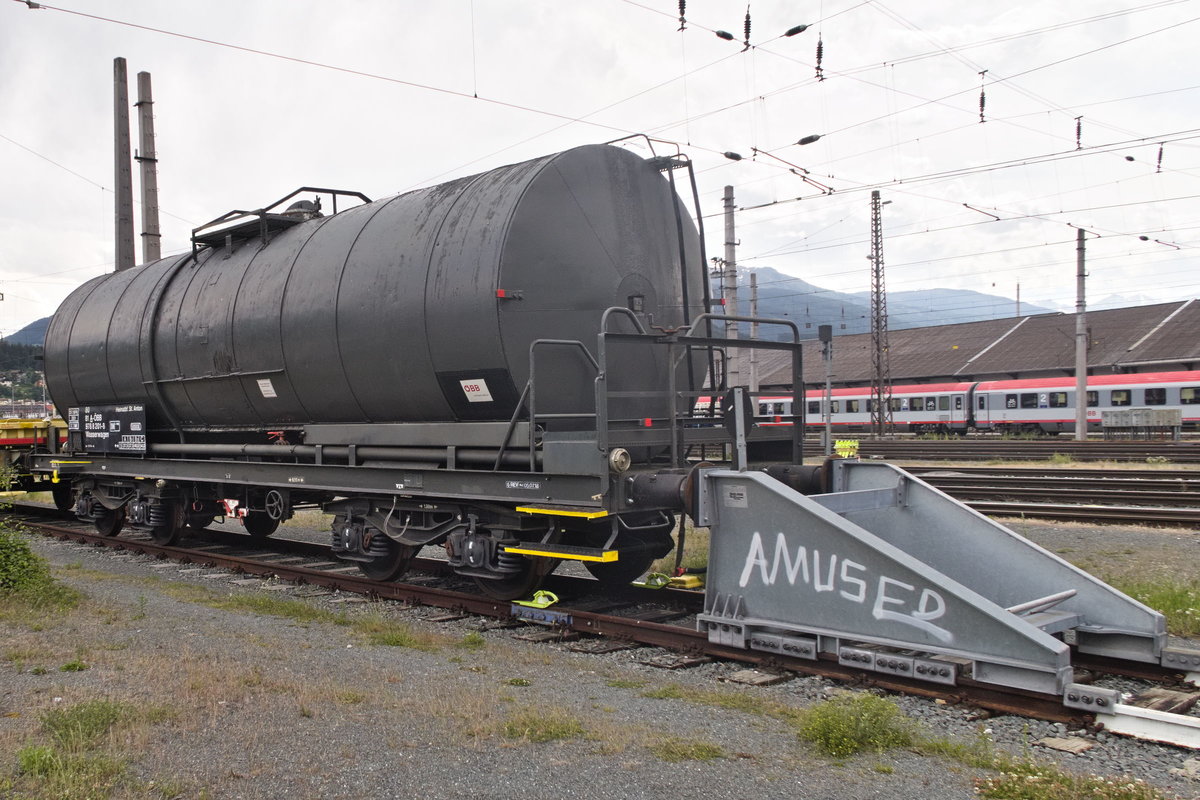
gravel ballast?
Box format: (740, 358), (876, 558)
(1, 519), (1199, 799)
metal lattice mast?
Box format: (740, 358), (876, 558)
(869, 190), (893, 435)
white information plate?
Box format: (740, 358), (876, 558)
(460, 379), (494, 403)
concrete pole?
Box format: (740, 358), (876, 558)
(722, 185), (740, 388)
(113, 58), (135, 271)
(1074, 229), (1088, 440)
(135, 71), (162, 263)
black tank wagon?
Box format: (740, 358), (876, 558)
(28, 142), (1197, 714)
(38, 142), (799, 598)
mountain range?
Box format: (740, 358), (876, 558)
(0, 268), (1162, 347)
(719, 266), (1053, 340)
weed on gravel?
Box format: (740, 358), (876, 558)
(975, 765), (1179, 800)
(647, 735), (726, 762)
(5, 698), (188, 800)
(72, 570), (451, 649)
(795, 692), (916, 757)
(639, 681), (801, 723)
(352, 613), (444, 649)
(501, 707), (585, 743)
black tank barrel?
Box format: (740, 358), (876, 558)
(45, 145), (702, 433)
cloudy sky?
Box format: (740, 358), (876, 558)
(2, 0), (1198, 335)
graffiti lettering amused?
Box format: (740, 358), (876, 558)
(738, 531), (953, 644)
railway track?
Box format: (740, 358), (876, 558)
(845, 438), (1200, 463)
(905, 465), (1200, 526)
(7, 503), (1200, 746)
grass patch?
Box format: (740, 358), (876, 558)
(794, 692), (915, 757)
(648, 735), (725, 762)
(15, 745), (126, 798)
(141, 576), (447, 647)
(6, 698), (177, 799)
(650, 517), (709, 574)
(976, 765), (1172, 799)
(1105, 578), (1200, 637)
(202, 591), (346, 625)
(352, 614), (443, 649)
(42, 699), (131, 750)
(458, 631), (486, 650)
(501, 707), (584, 743)
(59, 658), (89, 672)
(915, 727), (1176, 800)
(640, 684), (688, 700)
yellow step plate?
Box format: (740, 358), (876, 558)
(502, 543), (618, 563)
(515, 504), (609, 519)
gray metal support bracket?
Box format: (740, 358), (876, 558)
(697, 463), (1167, 696)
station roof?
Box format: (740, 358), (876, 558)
(755, 299), (1200, 388)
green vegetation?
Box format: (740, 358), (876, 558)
(639, 681), (798, 720)
(1106, 577), (1200, 637)
(501, 708), (584, 743)
(458, 631), (486, 650)
(14, 746), (126, 799)
(647, 735), (725, 762)
(976, 766), (1172, 800)
(0, 340), (44, 401)
(0, 525), (82, 616)
(650, 519), (709, 575)
(41, 699), (131, 750)
(794, 692), (916, 757)
(353, 613), (442, 649)
(8, 699), (138, 799)
(0, 526), (49, 594)
(131, 575), (445, 648)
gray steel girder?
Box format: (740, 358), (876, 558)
(698, 462), (1166, 695)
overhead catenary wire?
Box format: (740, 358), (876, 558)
(7, 0), (1199, 326)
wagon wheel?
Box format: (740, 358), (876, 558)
(357, 537), (416, 582)
(149, 501), (186, 546)
(94, 507), (126, 537)
(243, 512), (280, 538)
(473, 561), (544, 601)
(472, 554), (561, 602)
(584, 551), (658, 587)
(186, 515), (215, 532)
(582, 515), (675, 588)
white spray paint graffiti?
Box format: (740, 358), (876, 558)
(737, 531), (953, 644)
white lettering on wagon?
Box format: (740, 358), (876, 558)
(737, 531), (952, 644)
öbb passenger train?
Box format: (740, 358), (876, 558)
(754, 370), (1200, 434)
